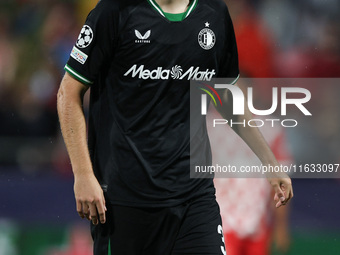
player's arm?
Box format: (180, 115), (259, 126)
(215, 85), (293, 208)
(57, 72), (106, 225)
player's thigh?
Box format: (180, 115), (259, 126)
(171, 195), (226, 255)
(91, 213), (111, 255)
(92, 204), (182, 255)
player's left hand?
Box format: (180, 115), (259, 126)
(267, 173), (293, 208)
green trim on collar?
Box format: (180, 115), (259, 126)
(147, 0), (198, 21)
(163, 12), (185, 22)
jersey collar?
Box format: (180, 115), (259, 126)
(147, 0), (198, 21)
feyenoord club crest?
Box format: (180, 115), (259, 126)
(198, 22), (216, 50)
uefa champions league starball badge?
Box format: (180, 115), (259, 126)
(76, 25), (94, 48)
(198, 22), (216, 50)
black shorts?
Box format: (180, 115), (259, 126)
(91, 194), (226, 255)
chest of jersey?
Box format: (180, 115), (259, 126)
(113, 4), (227, 82)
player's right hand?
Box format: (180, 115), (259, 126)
(74, 173), (107, 225)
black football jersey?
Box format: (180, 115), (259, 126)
(65, 0), (239, 207)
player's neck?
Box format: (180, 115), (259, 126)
(154, 0), (190, 14)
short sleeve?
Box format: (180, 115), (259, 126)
(64, 0), (117, 85)
(218, 6), (239, 85)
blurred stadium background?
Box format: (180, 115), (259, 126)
(0, 0), (340, 254)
